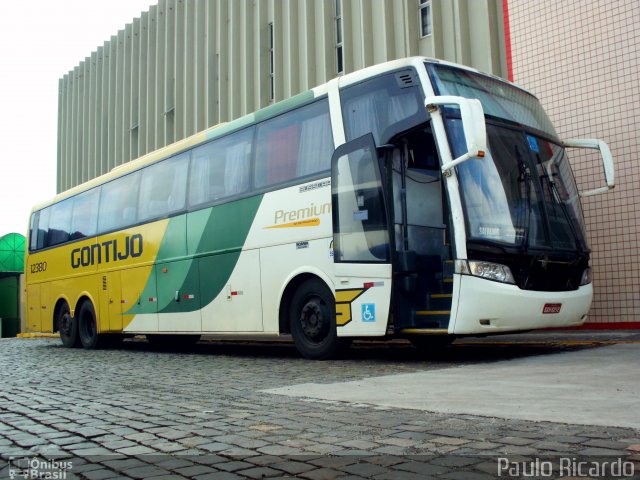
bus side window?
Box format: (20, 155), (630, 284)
(70, 188), (100, 240)
(266, 124), (299, 185)
(138, 152), (189, 222)
(297, 102), (333, 177)
(29, 212), (39, 251)
(341, 69), (426, 145)
(223, 139), (252, 196)
(254, 99), (332, 189)
(255, 119), (299, 187)
(189, 128), (253, 207)
(37, 208), (50, 249)
(191, 142), (221, 204)
(47, 198), (73, 247)
(98, 172), (140, 233)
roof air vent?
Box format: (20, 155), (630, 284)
(395, 70), (418, 89)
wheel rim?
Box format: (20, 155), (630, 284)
(80, 306), (96, 341)
(60, 309), (73, 337)
(299, 296), (329, 343)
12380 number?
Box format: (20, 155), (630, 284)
(30, 262), (47, 273)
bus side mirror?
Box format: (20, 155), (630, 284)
(563, 138), (615, 197)
(425, 95), (487, 173)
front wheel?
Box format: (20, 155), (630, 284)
(59, 302), (80, 348)
(289, 279), (343, 360)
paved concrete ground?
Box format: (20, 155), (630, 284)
(0, 332), (639, 479)
(267, 343), (640, 429)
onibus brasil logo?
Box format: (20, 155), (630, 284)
(8, 457), (72, 479)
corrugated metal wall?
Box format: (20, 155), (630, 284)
(57, 0), (506, 192)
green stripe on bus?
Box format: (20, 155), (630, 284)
(127, 194), (264, 315)
(205, 90), (316, 142)
(205, 116), (256, 141)
(193, 194), (263, 256)
(253, 90), (315, 123)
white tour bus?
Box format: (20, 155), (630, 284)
(26, 57), (614, 359)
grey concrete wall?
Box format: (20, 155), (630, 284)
(57, 0), (506, 192)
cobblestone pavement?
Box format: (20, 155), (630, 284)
(1, 336), (639, 479)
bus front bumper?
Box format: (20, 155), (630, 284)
(450, 274), (593, 335)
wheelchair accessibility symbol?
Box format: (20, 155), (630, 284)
(361, 304), (376, 322)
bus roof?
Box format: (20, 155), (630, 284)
(33, 57), (533, 213)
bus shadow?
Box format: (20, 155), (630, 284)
(111, 336), (606, 367)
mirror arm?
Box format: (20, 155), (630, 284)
(440, 152), (474, 174)
(580, 186), (610, 198)
(425, 95), (487, 176)
(564, 138), (615, 197)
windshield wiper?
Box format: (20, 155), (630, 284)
(540, 157), (583, 252)
(515, 145), (531, 253)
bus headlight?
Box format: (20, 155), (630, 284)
(455, 260), (516, 285)
(580, 267), (592, 286)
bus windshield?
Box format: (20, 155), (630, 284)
(427, 64), (587, 252)
(426, 63), (558, 138)
(453, 125), (587, 251)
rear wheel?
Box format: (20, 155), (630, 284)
(290, 279), (344, 360)
(59, 302), (80, 348)
(77, 301), (104, 349)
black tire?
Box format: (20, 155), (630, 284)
(146, 334), (201, 349)
(289, 279), (343, 360)
(59, 302), (80, 348)
(77, 301), (104, 349)
(409, 335), (455, 352)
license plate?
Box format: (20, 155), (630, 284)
(543, 303), (562, 314)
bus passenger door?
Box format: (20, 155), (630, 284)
(331, 134), (393, 337)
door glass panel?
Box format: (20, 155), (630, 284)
(332, 135), (390, 263)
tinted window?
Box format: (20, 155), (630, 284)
(70, 188), (100, 240)
(99, 172), (141, 233)
(189, 128), (253, 207)
(29, 213), (38, 251)
(341, 69), (426, 144)
(139, 153), (189, 221)
(254, 99), (333, 188)
(47, 198), (73, 246)
(36, 208), (50, 250)
(333, 135), (390, 263)
(427, 63), (558, 138)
